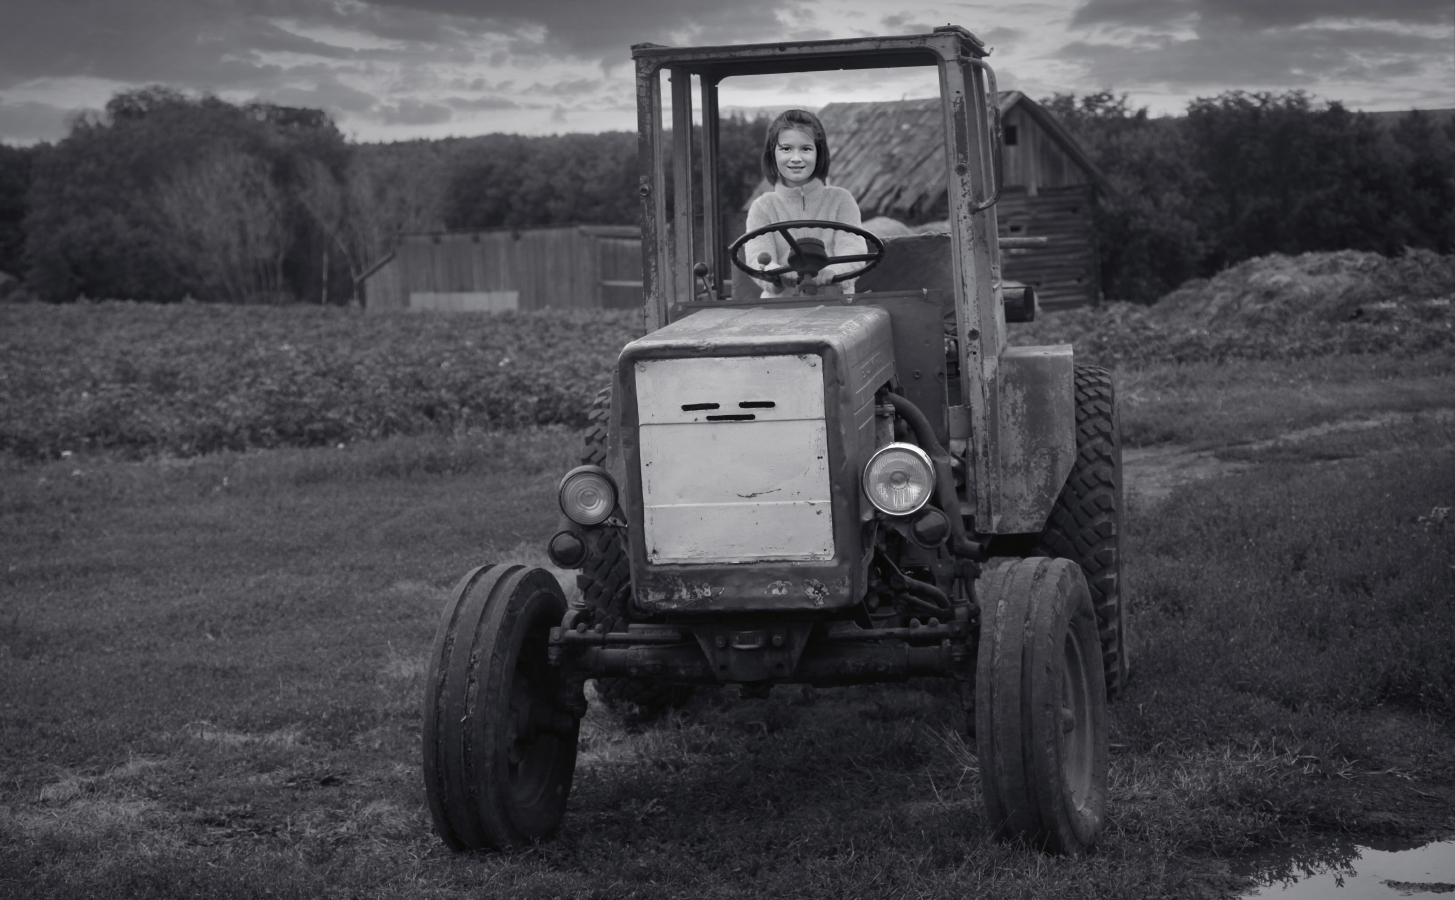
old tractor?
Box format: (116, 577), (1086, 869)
(421, 25), (1128, 857)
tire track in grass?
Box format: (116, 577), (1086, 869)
(1124, 407), (1455, 505)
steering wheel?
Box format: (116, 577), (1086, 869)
(728, 219), (885, 287)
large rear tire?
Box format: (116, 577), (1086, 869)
(1036, 365), (1129, 698)
(579, 385), (697, 717)
(976, 557), (1109, 856)
(422, 565), (578, 851)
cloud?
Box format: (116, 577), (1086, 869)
(0, 1), (295, 91)
(443, 95), (523, 111)
(1072, 0), (1452, 30)
(1058, 0), (1454, 99)
(261, 77), (382, 114)
(880, 15), (941, 35)
(377, 98), (452, 125)
(0, 99), (76, 144)
(367, 0), (797, 62)
(524, 78), (603, 99)
(1, 0), (1449, 143)
(977, 26), (1026, 49)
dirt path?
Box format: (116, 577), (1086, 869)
(1123, 408), (1455, 504)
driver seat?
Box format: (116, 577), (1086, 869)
(853, 232), (954, 298)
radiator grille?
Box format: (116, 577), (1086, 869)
(635, 355), (834, 564)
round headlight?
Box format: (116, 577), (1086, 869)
(558, 466), (617, 526)
(862, 443), (935, 516)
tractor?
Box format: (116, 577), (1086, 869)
(421, 25), (1128, 857)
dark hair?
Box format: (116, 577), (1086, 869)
(760, 109), (831, 184)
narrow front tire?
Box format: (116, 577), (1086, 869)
(422, 565), (578, 851)
(976, 557), (1109, 855)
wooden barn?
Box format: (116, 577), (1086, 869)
(360, 225), (642, 312)
(816, 92), (1110, 310)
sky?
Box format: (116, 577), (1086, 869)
(0, 0), (1451, 145)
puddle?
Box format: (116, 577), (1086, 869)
(1238, 838), (1455, 898)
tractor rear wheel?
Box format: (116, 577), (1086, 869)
(976, 557), (1108, 856)
(422, 565), (578, 851)
(580, 385), (697, 718)
(1036, 365), (1130, 698)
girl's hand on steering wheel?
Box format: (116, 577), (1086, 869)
(779, 271), (800, 287)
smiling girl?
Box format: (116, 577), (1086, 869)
(743, 109), (868, 296)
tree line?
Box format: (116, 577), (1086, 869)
(1043, 90), (1455, 302)
(0, 88), (766, 305)
(0, 86), (1450, 304)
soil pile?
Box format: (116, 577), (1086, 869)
(1149, 249), (1455, 327)
(1011, 249), (1455, 366)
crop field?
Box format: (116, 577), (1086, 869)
(2, 287), (1455, 898)
(3, 247), (1451, 463)
(0, 304), (643, 460)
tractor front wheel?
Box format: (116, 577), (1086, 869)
(976, 557), (1108, 855)
(422, 565), (579, 851)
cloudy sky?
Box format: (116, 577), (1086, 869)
(1, 0), (1451, 144)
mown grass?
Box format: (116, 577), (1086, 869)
(3, 379), (1454, 899)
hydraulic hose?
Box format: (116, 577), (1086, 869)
(884, 393), (985, 561)
(894, 573), (952, 614)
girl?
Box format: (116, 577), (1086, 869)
(744, 109), (867, 296)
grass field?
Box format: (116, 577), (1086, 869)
(2, 349), (1454, 899)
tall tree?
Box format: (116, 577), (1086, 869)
(0, 143), (34, 281)
(1045, 89), (1455, 302)
(24, 86), (348, 302)
(341, 140), (452, 286)
(157, 150), (288, 303)
(1043, 92), (1206, 303)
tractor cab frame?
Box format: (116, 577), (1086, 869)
(633, 27), (1023, 534)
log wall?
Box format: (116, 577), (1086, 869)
(996, 184), (1099, 310)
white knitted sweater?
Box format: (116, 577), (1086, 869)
(743, 179), (867, 295)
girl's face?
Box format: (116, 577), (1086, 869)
(774, 127), (818, 187)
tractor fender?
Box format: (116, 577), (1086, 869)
(994, 344), (1076, 533)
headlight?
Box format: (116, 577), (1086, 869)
(558, 466), (617, 526)
(862, 443), (935, 516)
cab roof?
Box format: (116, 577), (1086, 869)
(631, 26), (989, 78)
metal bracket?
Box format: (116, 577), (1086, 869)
(692, 622), (814, 682)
